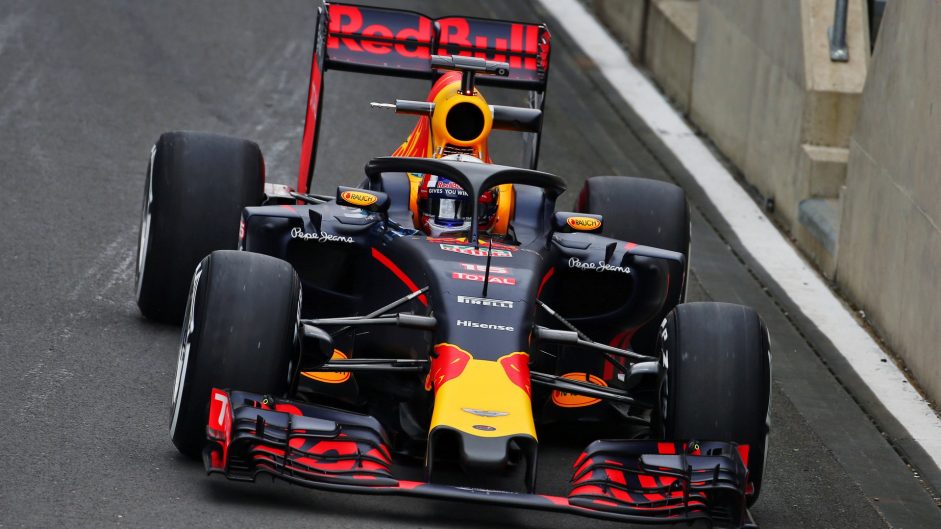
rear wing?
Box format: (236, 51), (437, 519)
(297, 1), (552, 194)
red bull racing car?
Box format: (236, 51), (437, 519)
(135, 3), (771, 528)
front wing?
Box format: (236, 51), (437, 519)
(205, 389), (757, 529)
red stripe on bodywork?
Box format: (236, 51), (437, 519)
(608, 328), (635, 348)
(537, 266), (554, 298)
(274, 403), (304, 416)
(430, 71), (460, 99)
(371, 247), (428, 306)
(297, 53), (323, 194)
(572, 452), (588, 470)
(605, 467), (626, 486)
(498, 352), (531, 397)
(603, 360), (613, 381)
(657, 442), (676, 454)
(206, 388), (232, 467)
(570, 485), (601, 496)
(604, 328), (634, 380)
(392, 72), (459, 159)
(541, 495), (569, 506)
(638, 474), (658, 489)
(425, 343), (472, 393)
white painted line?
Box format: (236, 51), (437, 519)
(535, 0), (941, 465)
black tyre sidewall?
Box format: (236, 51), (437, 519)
(577, 175), (691, 354)
(136, 132), (265, 324)
(658, 302), (771, 504)
(576, 175), (690, 256)
(169, 251), (300, 459)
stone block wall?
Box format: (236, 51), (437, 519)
(837, 1), (941, 405)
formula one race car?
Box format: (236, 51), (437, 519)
(135, 3), (770, 528)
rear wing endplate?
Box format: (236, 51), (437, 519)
(297, 1), (552, 194)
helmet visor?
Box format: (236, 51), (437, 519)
(431, 197), (470, 225)
(421, 175), (499, 228)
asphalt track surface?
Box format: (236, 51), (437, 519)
(0, 1), (938, 528)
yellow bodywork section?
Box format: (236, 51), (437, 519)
(301, 349), (351, 384)
(430, 358), (536, 440)
(394, 74), (515, 234)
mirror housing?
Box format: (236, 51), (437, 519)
(300, 323), (334, 368)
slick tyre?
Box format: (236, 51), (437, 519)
(169, 250), (301, 459)
(576, 176), (690, 353)
(658, 302), (771, 504)
(136, 131), (265, 324)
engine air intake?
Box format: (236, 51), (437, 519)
(446, 102), (486, 142)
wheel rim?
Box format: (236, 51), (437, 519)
(288, 287), (302, 387)
(135, 144), (156, 302)
(169, 263), (203, 439)
(658, 317), (670, 436)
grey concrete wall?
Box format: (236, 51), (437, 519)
(592, 0), (699, 113)
(690, 0), (867, 231)
(837, 1), (941, 405)
(644, 0), (698, 113)
(590, 0), (939, 404)
(592, 0), (649, 58)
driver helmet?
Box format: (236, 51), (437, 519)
(416, 155), (498, 236)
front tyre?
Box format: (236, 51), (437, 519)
(169, 250), (301, 459)
(658, 302), (771, 504)
(136, 131), (265, 324)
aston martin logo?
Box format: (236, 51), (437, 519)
(461, 408), (509, 418)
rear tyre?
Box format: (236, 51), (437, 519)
(169, 250), (301, 459)
(658, 302), (771, 504)
(136, 131), (265, 324)
(576, 176), (690, 353)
